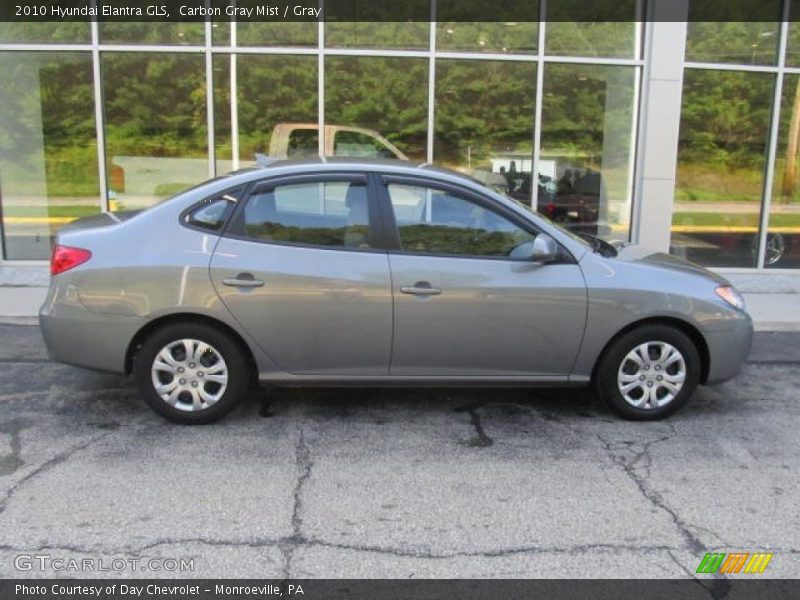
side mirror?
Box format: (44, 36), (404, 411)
(509, 233), (559, 263)
(531, 233), (559, 263)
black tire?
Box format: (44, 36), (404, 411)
(134, 322), (250, 424)
(595, 324), (701, 421)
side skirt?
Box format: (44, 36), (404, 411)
(256, 374), (591, 387)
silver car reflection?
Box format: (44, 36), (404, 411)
(39, 159), (752, 424)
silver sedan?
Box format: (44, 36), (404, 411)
(40, 159), (752, 424)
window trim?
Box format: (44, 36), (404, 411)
(224, 171), (386, 254)
(376, 174), (575, 263)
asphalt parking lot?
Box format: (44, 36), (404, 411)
(0, 324), (798, 580)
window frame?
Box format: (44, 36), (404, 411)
(223, 172), (389, 254)
(376, 174), (574, 263)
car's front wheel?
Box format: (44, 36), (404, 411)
(134, 322), (250, 424)
(595, 324), (701, 420)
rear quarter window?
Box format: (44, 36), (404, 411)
(183, 187), (244, 232)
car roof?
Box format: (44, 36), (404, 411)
(228, 157), (483, 187)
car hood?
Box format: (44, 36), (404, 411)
(612, 244), (729, 285)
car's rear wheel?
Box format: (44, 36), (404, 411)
(134, 322), (250, 424)
(595, 324), (701, 421)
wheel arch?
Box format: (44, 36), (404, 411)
(125, 313), (258, 385)
(591, 316), (710, 385)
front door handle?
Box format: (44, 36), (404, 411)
(222, 273), (264, 288)
(400, 281), (441, 296)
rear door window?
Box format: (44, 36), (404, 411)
(235, 179), (373, 249)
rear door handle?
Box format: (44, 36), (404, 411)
(400, 281), (441, 296)
(222, 273), (264, 288)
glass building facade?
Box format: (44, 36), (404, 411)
(1, 2), (799, 272)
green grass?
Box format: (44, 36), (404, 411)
(674, 189), (761, 203)
(676, 162), (766, 203)
(153, 182), (193, 196)
(673, 212), (800, 228)
(3, 205), (100, 218)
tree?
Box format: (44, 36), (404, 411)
(782, 77), (800, 204)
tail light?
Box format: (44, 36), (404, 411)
(50, 245), (92, 276)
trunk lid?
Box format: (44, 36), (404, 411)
(58, 210), (141, 233)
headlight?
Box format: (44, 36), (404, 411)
(715, 285), (745, 310)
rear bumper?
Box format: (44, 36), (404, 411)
(704, 310), (753, 384)
(39, 283), (143, 375)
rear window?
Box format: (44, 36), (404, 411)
(287, 129), (319, 158)
(334, 130), (397, 159)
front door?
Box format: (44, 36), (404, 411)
(210, 174), (392, 376)
(382, 178), (587, 377)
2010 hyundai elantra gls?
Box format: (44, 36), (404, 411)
(39, 159), (752, 424)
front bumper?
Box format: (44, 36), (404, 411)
(704, 310), (753, 384)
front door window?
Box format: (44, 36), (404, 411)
(386, 182), (535, 257)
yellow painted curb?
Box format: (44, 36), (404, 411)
(4, 217), (77, 224)
(671, 225), (799, 233)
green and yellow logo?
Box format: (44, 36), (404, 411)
(696, 552), (773, 574)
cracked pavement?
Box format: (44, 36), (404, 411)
(0, 325), (798, 579)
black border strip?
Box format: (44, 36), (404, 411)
(3, 579), (800, 599)
(0, 0), (793, 23)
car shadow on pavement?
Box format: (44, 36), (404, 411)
(246, 384), (606, 425)
(33, 366), (751, 426)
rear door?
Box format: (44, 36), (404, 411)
(380, 176), (588, 377)
(210, 173), (393, 376)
